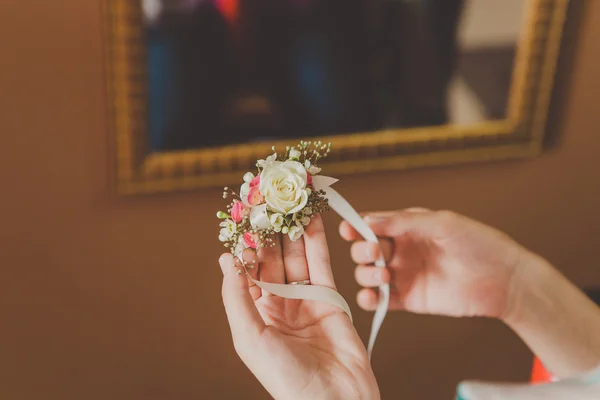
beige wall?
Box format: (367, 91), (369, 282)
(1, 1), (599, 399)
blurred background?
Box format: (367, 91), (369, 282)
(142, 0), (526, 150)
(1, 0), (600, 399)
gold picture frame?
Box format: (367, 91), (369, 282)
(104, 0), (568, 195)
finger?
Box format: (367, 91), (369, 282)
(355, 265), (391, 288)
(404, 207), (431, 213)
(220, 253), (265, 344)
(303, 214), (336, 288)
(350, 239), (393, 265)
(339, 220), (359, 242)
(282, 235), (309, 284)
(339, 208), (432, 241)
(356, 288), (380, 311)
(258, 234), (285, 296)
(363, 209), (445, 239)
(357, 288), (412, 311)
(240, 249), (261, 301)
(338, 211), (397, 241)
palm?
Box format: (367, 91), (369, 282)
(254, 296), (370, 399)
(255, 296), (342, 332)
(222, 215), (378, 400)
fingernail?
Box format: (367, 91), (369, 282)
(218, 256), (227, 275)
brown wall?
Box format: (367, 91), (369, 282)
(1, 1), (600, 399)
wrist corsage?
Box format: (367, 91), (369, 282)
(217, 141), (332, 256)
(216, 141), (389, 360)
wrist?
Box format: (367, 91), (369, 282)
(501, 249), (551, 327)
(501, 250), (600, 377)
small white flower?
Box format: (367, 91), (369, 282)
(304, 160), (322, 175)
(219, 219), (237, 241)
(304, 208), (313, 216)
(234, 240), (248, 256)
(300, 216), (311, 226)
(240, 181), (251, 206)
(269, 213), (284, 232)
(288, 224), (304, 241)
(250, 204), (271, 230)
(257, 153), (277, 168)
(308, 165), (321, 175)
(289, 148), (301, 160)
(243, 172), (254, 183)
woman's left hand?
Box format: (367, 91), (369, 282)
(220, 215), (380, 400)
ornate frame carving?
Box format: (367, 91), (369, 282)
(104, 0), (568, 195)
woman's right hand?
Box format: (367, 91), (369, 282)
(339, 209), (528, 320)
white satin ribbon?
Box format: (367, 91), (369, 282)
(313, 176), (389, 359)
(249, 279), (353, 323)
(242, 175), (388, 360)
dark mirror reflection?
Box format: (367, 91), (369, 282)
(142, 0), (525, 150)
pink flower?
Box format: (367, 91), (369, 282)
(243, 232), (258, 249)
(250, 174), (261, 188)
(247, 186), (264, 206)
(231, 200), (249, 223)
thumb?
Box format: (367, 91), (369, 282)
(220, 253), (265, 345)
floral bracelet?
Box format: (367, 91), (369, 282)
(217, 141), (332, 256)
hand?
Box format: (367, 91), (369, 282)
(220, 215), (380, 400)
(340, 209), (527, 320)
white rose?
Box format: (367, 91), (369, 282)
(219, 219), (237, 242)
(289, 148), (301, 160)
(270, 213), (284, 232)
(288, 223), (304, 242)
(259, 160), (309, 215)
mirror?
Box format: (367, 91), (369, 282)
(105, 0), (568, 194)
